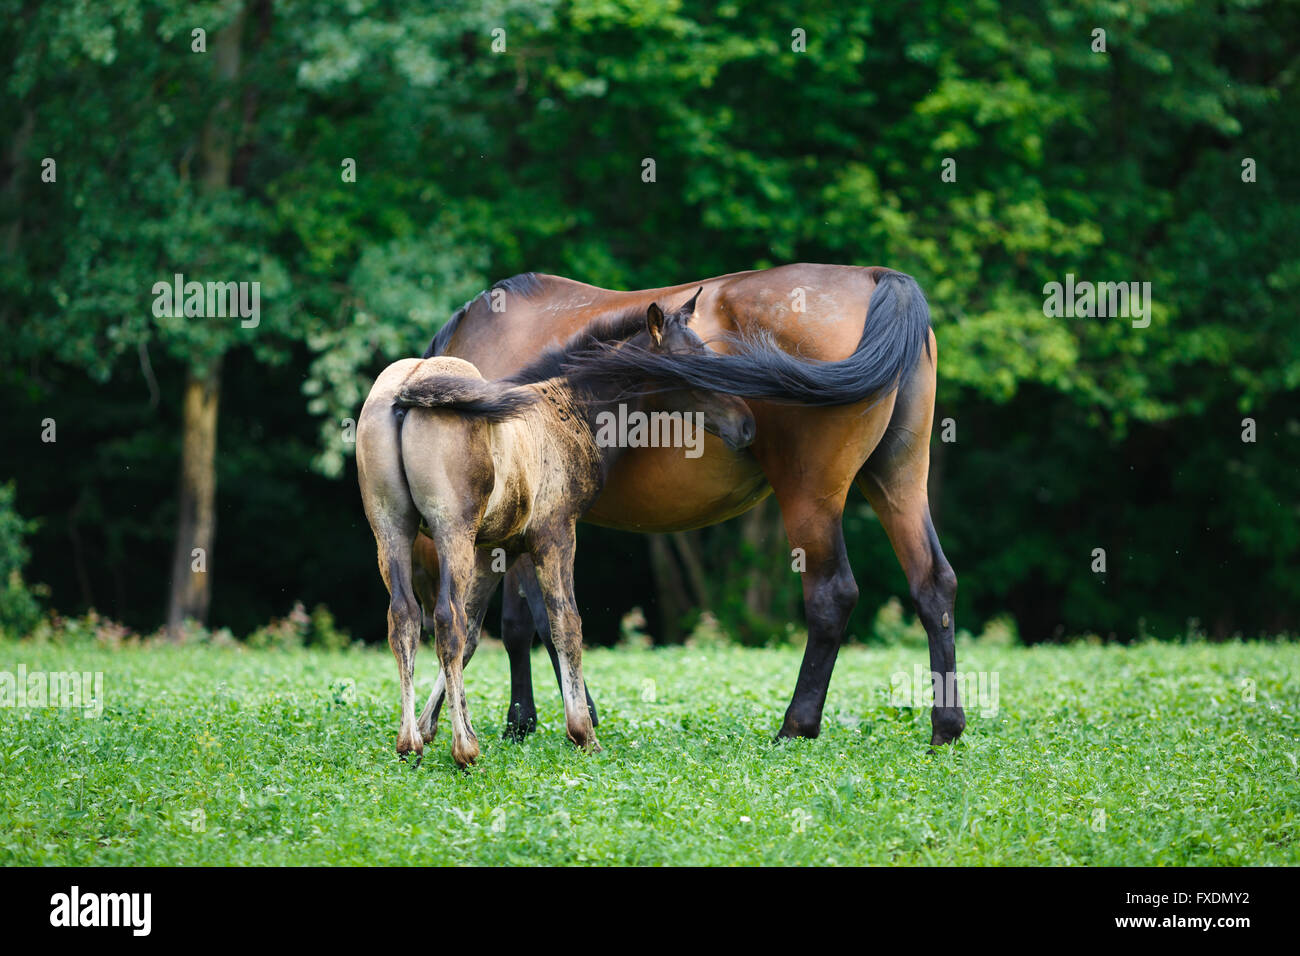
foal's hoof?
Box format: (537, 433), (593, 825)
(420, 721), (438, 744)
(397, 723), (424, 756)
(452, 736), (480, 769)
(566, 723), (601, 754)
(396, 741), (424, 764)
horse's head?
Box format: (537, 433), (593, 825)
(642, 289), (756, 451)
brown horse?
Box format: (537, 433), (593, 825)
(357, 295), (755, 766)
(421, 264), (965, 748)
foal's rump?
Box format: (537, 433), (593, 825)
(357, 356), (499, 547)
(356, 358), (423, 539)
(360, 355), (538, 570)
(394, 356), (536, 423)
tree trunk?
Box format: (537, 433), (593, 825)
(647, 534), (691, 643)
(740, 497), (781, 616)
(166, 361), (222, 634)
(2, 109), (34, 260)
(197, 10), (245, 192)
(165, 9), (244, 638)
(670, 530), (712, 610)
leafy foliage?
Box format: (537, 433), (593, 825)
(1, 0), (1296, 641)
(0, 483), (45, 636)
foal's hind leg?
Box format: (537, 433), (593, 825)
(376, 535), (424, 758)
(431, 538), (503, 768)
(419, 547), (500, 748)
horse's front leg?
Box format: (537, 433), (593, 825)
(501, 557), (540, 740)
(416, 664), (446, 744)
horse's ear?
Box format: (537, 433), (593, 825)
(646, 302), (666, 346)
(679, 287), (703, 320)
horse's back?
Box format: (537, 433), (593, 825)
(434, 264), (927, 532)
(442, 264), (886, 376)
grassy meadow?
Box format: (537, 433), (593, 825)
(1, 637), (1296, 866)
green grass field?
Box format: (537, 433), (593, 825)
(1, 637), (1296, 865)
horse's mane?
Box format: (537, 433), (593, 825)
(503, 307), (650, 389)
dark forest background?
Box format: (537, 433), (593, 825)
(1, 0), (1296, 646)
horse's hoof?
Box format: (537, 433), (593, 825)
(420, 722), (438, 744)
(930, 707), (966, 747)
(502, 712), (537, 741)
(776, 711), (822, 740)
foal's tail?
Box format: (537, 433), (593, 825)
(568, 269), (933, 408)
(394, 375), (536, 423)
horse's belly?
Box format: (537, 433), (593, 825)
(584, 439), (770, 532)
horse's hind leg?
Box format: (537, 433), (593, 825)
(856, 336), (964, 746)
(858, 476), (963, 745)
(756, 399), (893, 740)
(771, 484), (860, 739)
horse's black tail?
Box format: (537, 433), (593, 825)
(393, 375), (535, 423)
(565, 270), (932, 408)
